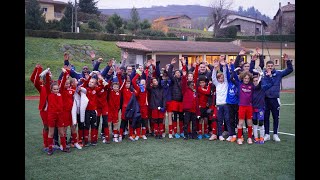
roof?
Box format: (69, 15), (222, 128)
(153, 15), (191, 22)
(37, 0), (68, 5)
(116, 39), (242, 53)
(239, 41), (295, 49)
(208, 14), (267, 28)
(273, 3), (295, 20)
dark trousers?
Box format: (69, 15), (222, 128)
(54, 127), (59, 145)
(97, 115), (108, 134)
(184, 111), (197, 137)
(84, 110), (98, 130)
(264, 98), (280, 134)
(227, 104), (238, 136)
(217, 104), (231, 137)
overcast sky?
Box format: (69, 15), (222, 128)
(62, 0), (295, 18)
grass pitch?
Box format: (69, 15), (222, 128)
(25, 92), (294, 179)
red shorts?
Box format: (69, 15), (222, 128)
(238, 106), (253, 120)
(47, 112), (65, 127)
(170, 100), (183, 112)
(108, 109), (119, 124)
(209, 105), (218, 119)
(40, 110), (48, 126)
(96, 105), (108, 116)
(151, 109), (165, 119)
(63, 111), (72, 127)
(140, 106), (149, 119)
(166, 101), (173, 112)
(148, 108), (152, 118)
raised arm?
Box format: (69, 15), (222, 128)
(211, 62), (219, 86)
(279, 54), (293, 77)
(194, 64), (199, 84)
(168, 58), (177, 81)
(132, 73), (141, 93)
(235, 49), (246, 68)
(181, 71), (187, 95)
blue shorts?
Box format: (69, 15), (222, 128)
(252, 108), (264, 121)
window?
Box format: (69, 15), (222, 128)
(274, 59), (280, 65)
(136, 55), (143, 66)
(185, 55), (203, 66)
(42, 8), (47, 13)
(206, 55), (220, 65)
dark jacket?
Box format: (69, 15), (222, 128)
(168, 64), (183, 102)
(125, 95), (141, 128)
(147, 79), (166, 109)
(263, 60), (293, 98)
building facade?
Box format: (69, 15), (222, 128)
(153, 15), (192, 29)
(25, 0), (67, 22)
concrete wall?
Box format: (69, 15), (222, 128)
(227, 19), (263, 36)
(164, 17), (192, 28)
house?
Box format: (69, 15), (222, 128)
(116, 39), (248, 69)
(232, 40), (295, 69)
(273, 2), (295, 34)
(153, 15), (192, 29)
(207, 14), (268, 36)
(25, 0), (68, 22)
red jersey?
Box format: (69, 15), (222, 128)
(47, 93), (64, 113)
(96, 79), (110, 108)
(132, 74), (148, 107)
(30, 66), (50, 111)
(108, 89), (121, 112)
(60, 72), (75, 111)
(197, 85), (211, 108)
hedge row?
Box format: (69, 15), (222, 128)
(25, 29), (182, 41)
(237, 34), (295, 42)
(195, 37), (234, 42)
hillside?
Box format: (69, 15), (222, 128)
(25, 37), (120, 95)
(100, 5), (212, 20)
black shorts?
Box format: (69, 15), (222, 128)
(200, 107), (209, 118)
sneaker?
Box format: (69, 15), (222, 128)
(74, 143), (82, 149)
(142, 135), (147, 140)
(118, 136), (123, 142)
(84, 142), (90, 147)
(203, 134), (210, 139)
(226, 136), (232, 142)
(135, 136), (139, 141)
(47, 150), (53, 155)
(102, 139), (110, 144)
(53, 145), (60, 150)
(124, 130), (129, 135)
(180, 133), (185, 138)
(60, 145), (64, 151)
(174, 133), (181, 139)
(184, 136), (189, 140)
(273, 134), (281, 142)
(43, 147), (49, 153)
(197, 134), (203, 140)
(113, 137), (119, 143)
(100, 133), (105, 139)
(254, 138), (260, 144)
(162, 133), (166, 138)
(168, 134), (173, 139)
(219, 136), (225, 141)
(222, 131), (229, 137)
(129, 136), (135, 141)
(62, 147), (71, 153)
(237, 138), (243, 145)
(230, 136), (237, 142)
(209, 134), (217, 141)
(158, 135), (163, 139)
(264, 134), (270, 141)
(91, 141), (97, 146)
(247, 138), (253, 144)
(259, 137), (265, 144)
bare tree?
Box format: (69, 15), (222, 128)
(209, 0), (233, 37)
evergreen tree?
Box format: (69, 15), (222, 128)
(140, 19), (151, 30)
(60, 2), (74, 32)
(105, 13), (123, 34)
(127, 7), (140, 34)
(25, 0), (46, 30)
(79, 0), (100, 15)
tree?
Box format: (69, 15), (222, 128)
(140, 19), (151, 30)
(25, 0), (46, 30)
(60, 2), (74, 32)
(127, 7), (140, 34)
(105, 13), (123, 34)
(79, 0), (100, 15)
(209, 0), (233, 37)
(88, 19), (102, 31)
